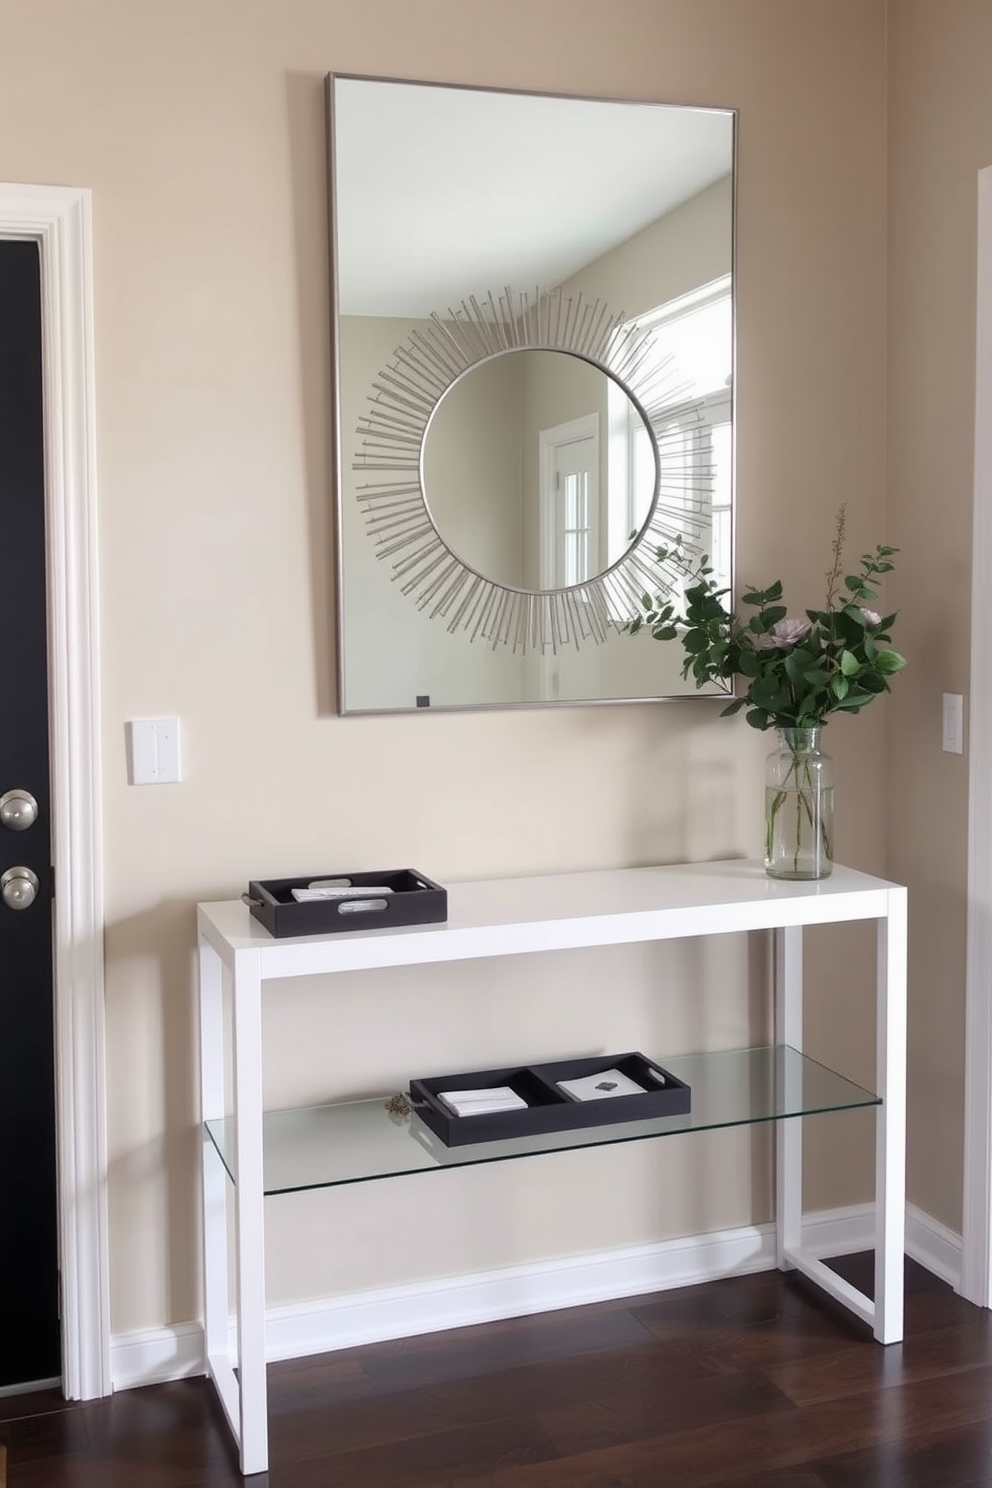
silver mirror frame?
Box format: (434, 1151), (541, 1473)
(327, 73), (737, 703)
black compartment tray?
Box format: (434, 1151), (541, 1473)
(410, 1052), (691, 1147)
(244, 868), (447, 938)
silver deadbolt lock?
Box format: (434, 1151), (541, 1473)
(0, 789), (39, 832)
(1, 866), (39, 911)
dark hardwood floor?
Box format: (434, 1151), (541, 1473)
(4, 1255), (992, 1486)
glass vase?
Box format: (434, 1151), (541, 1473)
(764, 727), (834, 880)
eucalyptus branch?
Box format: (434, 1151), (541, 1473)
(622, 508), (906, 731)
(824, 504), (847, 609)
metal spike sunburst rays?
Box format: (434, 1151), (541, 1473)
(353, 286), (710, 654)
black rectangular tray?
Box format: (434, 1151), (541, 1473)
(244, 868), (447, 938)
(409, 1052), (691, 1147)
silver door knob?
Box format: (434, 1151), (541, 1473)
(0, 789), (39, 832)
(1, 866), (39, 910)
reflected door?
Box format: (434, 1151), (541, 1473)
(541, 420), (600, 590)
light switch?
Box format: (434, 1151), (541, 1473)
(127, 719), (182, 784)
(942, 693), (964, 755)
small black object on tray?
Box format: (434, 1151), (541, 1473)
(243, 868), (447, 938)
(410, 1052), (690, 1147)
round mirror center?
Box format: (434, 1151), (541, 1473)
(421, 348), (658, 592)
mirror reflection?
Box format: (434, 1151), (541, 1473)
(422, 349), (657, 592)
(329, 75), (736, 712)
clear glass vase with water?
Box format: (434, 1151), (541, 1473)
(764, 726), (834, 880)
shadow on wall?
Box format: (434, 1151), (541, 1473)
(579, 697), (747, 867)
(104, 896), (211, 1330)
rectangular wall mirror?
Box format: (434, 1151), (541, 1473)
(327, 74), (736, 714)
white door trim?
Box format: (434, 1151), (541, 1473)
(0, 184), (110, 1395)
(962, 164), (992, 1306)
(538, 412), (600, 590)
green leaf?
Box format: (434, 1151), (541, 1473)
(764, 580), (784, 602)
(628, 616), (642, 635)
(840, 649), (860, 676)
(751, 673), (779, 701)
(719, 698), (746, 717)
(741, 589), (765, 606)
(762, 605), (788, 627)
(682, 630), (710, 654)
(834, 687), (874, 709)
(831, 674), (850, 701)
(784, 648), (814, 684)
(745, 708), (771, 729)
(875, 649), (907, 674)
(652, 625), (679, 641)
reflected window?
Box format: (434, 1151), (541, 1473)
(608, 275), (733, 592)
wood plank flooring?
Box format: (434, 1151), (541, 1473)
(4, 1256), (992, 1486)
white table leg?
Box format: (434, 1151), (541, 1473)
(198, 942), (245, 1447)
(231, 951), (269, 1475)
(874, 888), (907, 1343)
(775, 925), (803, 1270)
(198, 939), (230, 1379)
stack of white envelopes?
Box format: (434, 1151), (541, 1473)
(438, 1086), (528, 1117)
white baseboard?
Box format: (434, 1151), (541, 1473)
(907, 1202), (963, 1288)
(801, 1202), (874, 1258)
(110, 1320), (204, 1391)
(109, 1204), (964, 1391)
(796, 1200), (963, 1289)
(262, 1220), (775, 1366)
(111, 1222), (775, 1390)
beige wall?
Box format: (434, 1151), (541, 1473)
(0, 0), (890, 1339)
(887, 0), (992, 1232)
(423, 350), (525, 589)
(576, 173), (734, 323)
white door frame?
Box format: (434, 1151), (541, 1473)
(962, 165), (992, 1305)
(538, 412), (600, 590)
(0, 184), (110, 1395)
(537, 414), (599, 699)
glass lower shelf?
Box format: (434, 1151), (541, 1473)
(204, 1045), (879, 1196)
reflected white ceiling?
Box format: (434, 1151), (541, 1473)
(332, 78), (734, 318)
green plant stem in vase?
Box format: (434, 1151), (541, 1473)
(624, 506), (906, 880)
(764, 727), (834, 880)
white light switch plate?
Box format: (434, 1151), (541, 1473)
(127, 718), (182, 784)
(942, 693), (964, 754)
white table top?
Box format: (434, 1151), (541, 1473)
(197, 858), (904, 978)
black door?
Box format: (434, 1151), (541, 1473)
(0, 240), (60, 1387)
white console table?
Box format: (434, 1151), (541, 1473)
(196, 858), (907, 1476)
